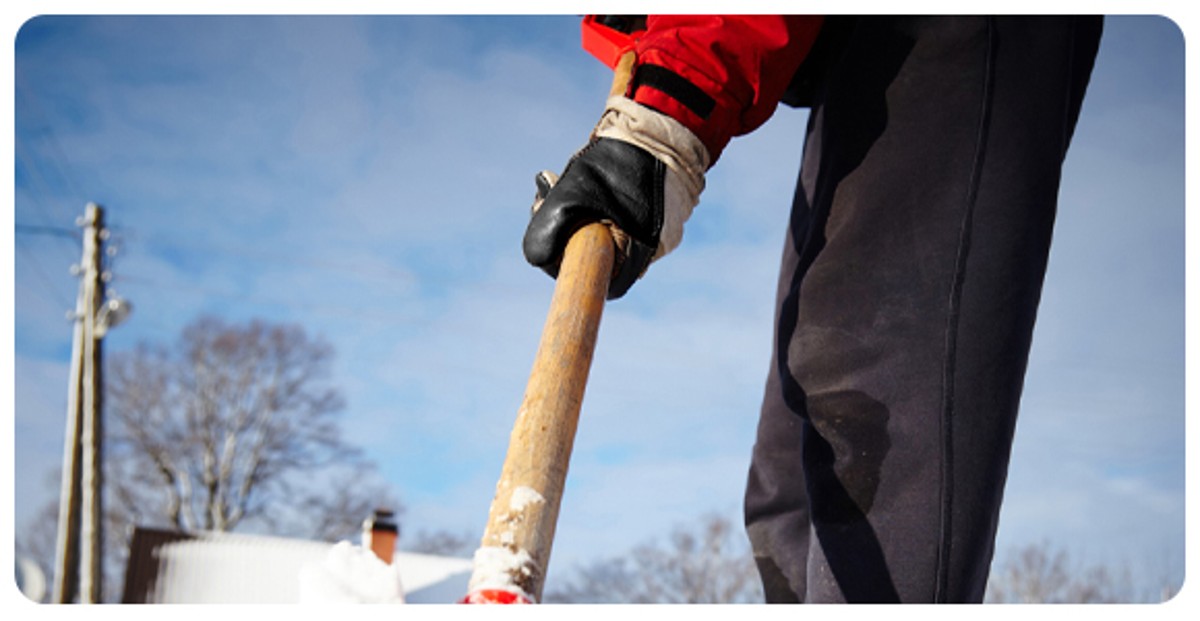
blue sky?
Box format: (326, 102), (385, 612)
(7, 11), (1190, 600)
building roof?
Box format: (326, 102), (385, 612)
(122, 527), (472, 604)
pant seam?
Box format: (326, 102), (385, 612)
(936, 16), (998, 603)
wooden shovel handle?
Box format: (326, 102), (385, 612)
(468, 50), (634, 605)
(472, 223), (614, 602)
(610, 49), (636, 98)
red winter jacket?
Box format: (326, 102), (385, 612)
(623, 15), (823, 164)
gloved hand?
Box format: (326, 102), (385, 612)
(522, 96), (710, 300)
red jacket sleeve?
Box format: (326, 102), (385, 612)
(628, 15), (823, 164)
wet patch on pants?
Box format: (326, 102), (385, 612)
(804, 389), (891, 521)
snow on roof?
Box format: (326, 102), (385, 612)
(128, 528), (472, 604)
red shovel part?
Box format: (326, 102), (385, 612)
(459, 589), (533, 605)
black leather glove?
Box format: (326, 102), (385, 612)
(521, 98), (710, 300)
(523, 137), (664, 300)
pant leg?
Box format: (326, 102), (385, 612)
(743, 166), (818, 603)
(744, 15), (1102, 603)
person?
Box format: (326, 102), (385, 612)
(523, 15), (1104, 603)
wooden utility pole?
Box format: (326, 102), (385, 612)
(52, 203), (107, 603)
(51, 267), (85, 603)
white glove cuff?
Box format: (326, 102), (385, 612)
(592, 96), (710, 259)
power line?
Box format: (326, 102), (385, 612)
(15, 66), (101, 273)
(15, 68), (90, 218)
(15, 146), (80, 234)
(14, 235), (76, 311)
(115, 272), (425, 328)
(14, 221), (84, 312)
(15, 223), (81, 240)
(128, 229), (418, 286)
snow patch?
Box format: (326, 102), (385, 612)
(298, 541), (405, 603)
(508, 486), (546, 512)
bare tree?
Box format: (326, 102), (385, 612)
(544, 525), (1178, 604)
(544, 513), (763, 604)
(104, 316), (383, 534)
(85, 315), (402, 600)
(16, 474), (149, 603)
(17, 317), (425, 603)
(985, 542), (1140, 603)
(15, 489), (60, 602)
(404, 529), (478, 558)
(285, 467), (402, 543)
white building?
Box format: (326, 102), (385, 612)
(122, 525), (472, 604)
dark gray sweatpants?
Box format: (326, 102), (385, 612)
(743, 16), (1103, 603)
